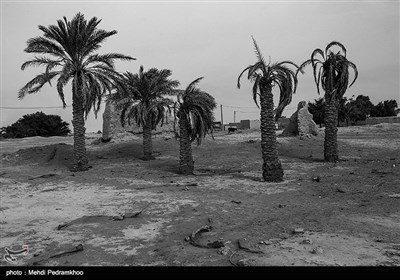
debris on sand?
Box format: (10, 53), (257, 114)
(28, 174), (58, 180)
(312, 176), (321, 182)
(112, 204), (150, 221)
(371, 169), (393, 175)
(28, 244), (83, 266)
(292, 228), (305, 234)
(237, 238), (264, 254)
(300, 238), (312, 245)
(310, 246), (324, 254)
(217, 246), (231, 255)
(187, 218), (224, 249)
(57, 223), (69, 230)
(46, 147), (57, 162)
(57, 204), (151, 229)
(337, 187), (347, 193)
(236, 258), (257, 267)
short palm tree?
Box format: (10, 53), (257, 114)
(113, 66), (179, 160)
(175, 77), (216, 175)
(296, 41), (358, 162)
(19, 12), (134, 171)
(237, 37), (300, 182)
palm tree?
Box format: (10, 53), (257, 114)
(113, 66), (179, 160)
(296, 41), (358, 162)
(237, 37), (300, 182)
(19, 12), (134, 171)
(174, 77), (216, 175)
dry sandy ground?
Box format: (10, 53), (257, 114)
(0, 124), (399, 267)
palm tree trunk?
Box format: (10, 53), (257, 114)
(179, 117), (194, 175)
(102, 99), (112, 142)
(260, 87), (283, 182)
(324, 97), (339, 162)
(142, 123), (154, 160)
(71, 77), (90, 171)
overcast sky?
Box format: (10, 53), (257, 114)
(1, 0), (399, 132)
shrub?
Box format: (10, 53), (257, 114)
(1, 112), (71, 138)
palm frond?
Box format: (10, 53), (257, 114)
(24, 36), (67, 59)
(347, 61), (358, 87)
(185, 77), (204, 93)
(311, 48), (325, 67)
(21, 56), (62, 71)
(237, 65), (252, 89)
(325, 41), (347, 57)
(19, 71), (59, 99)
(251, 36), (267, 65)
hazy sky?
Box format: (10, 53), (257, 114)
(1, 0), (399, 132)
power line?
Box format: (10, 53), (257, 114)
(0, 106), (71, 109)
(222, 104), (259, 109)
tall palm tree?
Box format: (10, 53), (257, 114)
(19, 12), (134, 171)
(113, 66), (180, 160)
(296, 41), (358, 162)
(237, 37), (300, 182)
(174, 77), (216, 175)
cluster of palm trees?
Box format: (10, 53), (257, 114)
(19, 13), (358, 182)
(19, 13), (216, 174)
(237, 37), (358, 182)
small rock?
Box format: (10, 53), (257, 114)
(311, 247), (324, 254)
(312, 176), (321, 182)
(217, 246), (231, 255)
(300, 238), (312, 244)
(112, 215), (125, 221)
(184, 236), (190, 242)
(293, 228), (304, 234)
(33, 251), (42, 257)
(280, 233), (290, 239)
(262, 240), (272, 245)
(392, 244), (400, 250)
(237, 258), (256, 267)
(337, 187), (346, 193)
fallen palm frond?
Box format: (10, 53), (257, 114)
(28, 244), (83, 266)
(187, 218), (224, 249)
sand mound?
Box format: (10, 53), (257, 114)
(4, 143), (75, 169)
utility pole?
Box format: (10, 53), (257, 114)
(220, 104), (224, 131)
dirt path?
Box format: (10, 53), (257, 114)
(1, 125), (399, 266)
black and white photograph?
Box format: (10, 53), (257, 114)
(0, 0), (399, 273)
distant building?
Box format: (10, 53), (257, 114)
(212, 121), (222, 130)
